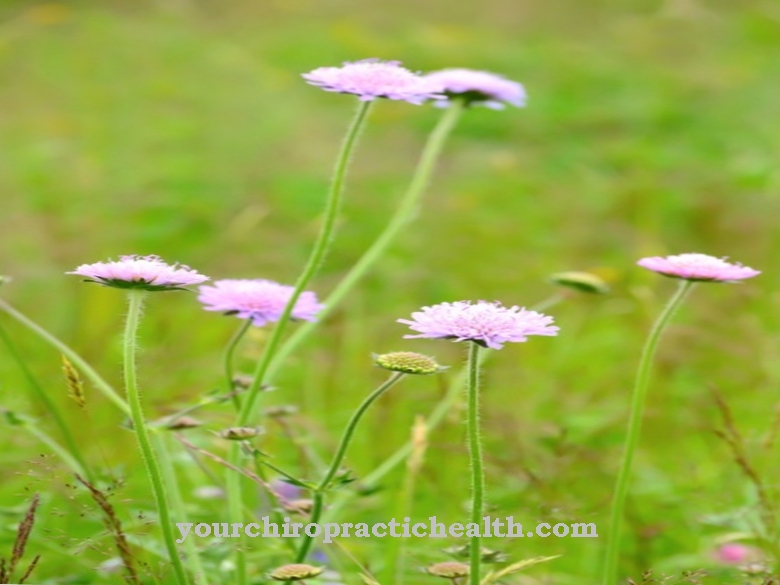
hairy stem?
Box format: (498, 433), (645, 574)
(265, 101), (465, 385)
(602, 280), (694, 584)
(467, 342), (484, 585)
(227, 100), (372, 584)
(295, 372), (406, 563)
(123, 290), (190, 585)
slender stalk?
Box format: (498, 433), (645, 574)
(466, 342), (484, 585)
(265, 101), (465, 384)
(324, 291), (570, 521)
(295, 372), (406, 563)
(602, 280), (694, 584)
(155, 435), (207, 585)
(123, 291), (190, 585)
(0, 321), (92, 481)
(384, 416), (427, 585)
(226, 100), (373, 585)
(237, 100), (373, 427)
(0, 298), (130, 415)
(223, 319), (252, 411)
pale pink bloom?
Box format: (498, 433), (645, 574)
(715, 543), (750, 564)
(399, 301), (558, 350)
(302, 59), (445, 104)
(425, 68), (526, 109)
(197, 279), (323, 327)
(68, 255), (208, 291)
(637, 253), (760, 282)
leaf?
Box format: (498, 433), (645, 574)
(480, 555), (560, 585)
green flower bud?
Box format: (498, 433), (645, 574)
(549, 271), (610, 294)
(374, 352), (443, 375)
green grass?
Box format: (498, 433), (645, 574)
(1, 0), (780, 583)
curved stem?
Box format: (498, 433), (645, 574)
(466, 342), (484, 585)
(0, 298), (130, 415)
(226, 100), (372, 585)
(265, 101), (464, 385)
(324, 292), (568, 520)
(237, 100), (373, 427)
(123, 291), (190, 585)
(223, 319), (252, 411)
(295, 372), (406, 563)
(602, 280), (694, 585)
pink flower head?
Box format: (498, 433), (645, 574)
(68, 255), (209, 291)
(425, 68), (526, 109)
(637, 253), (760, 282)
(197, 279), (324, 327)
(715, 543), (751, 565)
(302, 59), (445, 105)
(398, 301), (559, 350)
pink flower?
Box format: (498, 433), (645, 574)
(637, 253), (760, 282)
(197, 279), (323, 327)
(714, 543), (758, 565)
(302, 59), (445, 105)
(68, 255), (209, 291)
(425, 68), (526, 109)
(398, 301), (558, 350)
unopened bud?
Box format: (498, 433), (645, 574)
(549, 271), (610, 294)
(427, 562), (469, 579)
(375, 352), (443, 375)
(265, 405), (298, 418)
(270, 564), (323, 581)
(165, 416), (203, 431)
(220, 427), (260, 440)
(282, 498), (314, 515)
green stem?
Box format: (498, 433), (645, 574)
(155, 435), (207, 585)
(223, 319), (252, 411)
(226, 100), (373, 585)
(295, 372), (406, 563)
(237, 99), (373, 427)
(0, 321), (92, 482)
(123, 290), (190, 585)
(0, 298), (130, 415)
(264, 101), (465, 385)
(602, 280), (694, 585)
(466, 342), (484, 585)
(325, 293), (567, 521)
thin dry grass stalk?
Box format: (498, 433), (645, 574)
(75, 475), (141, 585)
(711, 389), (777, 533)
(0, 493), (41, 585)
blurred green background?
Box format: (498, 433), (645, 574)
(1, 0), (780, 582)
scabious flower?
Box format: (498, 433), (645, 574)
(302, 59), (445, 105)
(714, 543), (751, 565)
(398, 301), (558, 350)
(424, 68), (526, 109)
(197, 279), (323, 327)
(68, 255), (208, 291)
(637, 253), (760, 282)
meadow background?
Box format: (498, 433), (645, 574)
(1, 0), (780, 582)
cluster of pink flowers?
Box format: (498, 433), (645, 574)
(302, 59), (526, 109)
